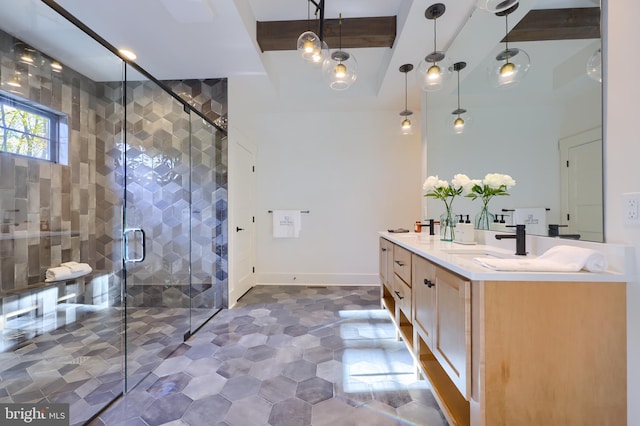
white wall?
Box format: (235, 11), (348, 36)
(229, 76), (422, 285)
(606, 1), (640, 424)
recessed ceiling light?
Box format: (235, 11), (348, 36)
(118, 48), (137, 61)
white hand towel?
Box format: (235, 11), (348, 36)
(537, 245), (608, 272)
(272, 210), (302, 238)
(513, 207), (547, 236)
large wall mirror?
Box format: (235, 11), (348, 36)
(425, 0), (603, 242)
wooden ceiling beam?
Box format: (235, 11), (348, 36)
(504, 7), (600, 42)
(256, 16), (396, 52)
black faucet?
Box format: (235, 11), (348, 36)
(548, 224), (581, 240)
(424, 219), (435, 235)
(495, 224), (527, 255)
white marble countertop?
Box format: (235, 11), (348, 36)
(380, 231), (634, 282)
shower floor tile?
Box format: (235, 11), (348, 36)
(89, 286), (448, 426)
(0, 305), (199, 425)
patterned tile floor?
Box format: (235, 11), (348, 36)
(89, 286), (448, 426)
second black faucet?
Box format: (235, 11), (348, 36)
(495, 224), (527, 255)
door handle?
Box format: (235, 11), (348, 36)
(123, 228), (146, 263)
(236, 227), (245, 232)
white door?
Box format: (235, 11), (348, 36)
(559, 127), (603, 242)
(229, 135), (256, 306)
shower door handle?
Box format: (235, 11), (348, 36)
(124, 228), (146, 263)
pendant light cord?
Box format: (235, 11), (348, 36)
(433, 17), (438, 53)
(504, 13), (510, 61)
(456, 69), (461, 113)
(339, 13), (343, 51)
(404, 71), (408, 111)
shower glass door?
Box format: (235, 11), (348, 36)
(122, 66), (193, 391)
(188, 114), (224, 334)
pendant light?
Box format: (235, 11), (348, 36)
(476, 0), (519, 14)
(323, 13), (357, 90)
(586, 47), (602, 83)
(417, 3), (451, 92)
(489, 3), (530, 88)
(451, 62), (471, 135)
(399, 64), (414, 135)
(297, 0), (323, 63)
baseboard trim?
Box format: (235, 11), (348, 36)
(256, 273), (380, 286)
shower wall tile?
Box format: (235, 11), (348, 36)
(0, 28), (116, 292)
(122, 79), (228, 309)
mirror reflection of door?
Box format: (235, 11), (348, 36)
(560, 127), (603, 242)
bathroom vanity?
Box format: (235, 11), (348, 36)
(379, 231), (629, 426)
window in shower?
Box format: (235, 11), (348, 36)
(0, 93), (68, 163)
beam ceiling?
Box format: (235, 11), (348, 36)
(256, 16), (396, 52)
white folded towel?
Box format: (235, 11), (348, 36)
(473, 245), (607, 273)
(537, 245), (608, 272)
(60, 261), (93, 274)
(272, 210), (302, 238)
(45, 262), (93, 282)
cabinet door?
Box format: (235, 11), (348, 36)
(412, 254), (437, 349)
(435, 266), (471, 399)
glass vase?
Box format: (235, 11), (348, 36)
(475, 203), (495, 230)
(440, 209), (455, 241)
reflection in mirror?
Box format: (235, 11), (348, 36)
(425, 0), (603, 242)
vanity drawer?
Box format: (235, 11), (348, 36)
(393, 272), (412, 319)
(393, 245), (412, 285)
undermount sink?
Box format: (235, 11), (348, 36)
(440, 247), (518, 259)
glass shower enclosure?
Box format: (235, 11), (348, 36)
(0, 1), (227, 424)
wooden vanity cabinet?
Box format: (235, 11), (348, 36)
(380, 236), (626, 426)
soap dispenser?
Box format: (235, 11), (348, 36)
(454, 214), (475, 244)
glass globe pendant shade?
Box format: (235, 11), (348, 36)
(454, 117), (465, 133)
(401, 117), (413, 135)
(310, 40), (329, 65)
(323, 50), (358, 91)
(449, 109), (473, 135)
(586, 48), (602, 83)
(488, 47), (530, 88)
(476, 0), (519, 13)
(417, 53), (451, 92)
(400, 110), (413, 135)
(297, 31), (322, 62)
